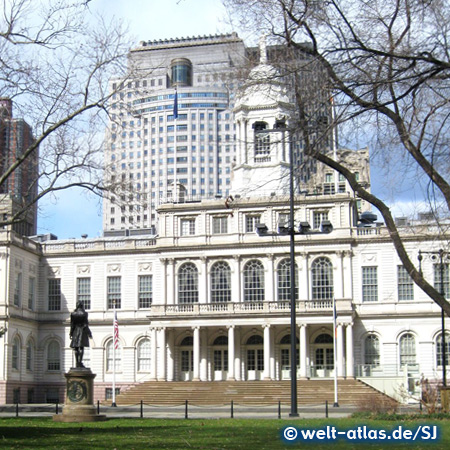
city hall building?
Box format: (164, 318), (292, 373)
(0, 35), (448, 404)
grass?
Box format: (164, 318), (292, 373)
(0, 417), (448, 449)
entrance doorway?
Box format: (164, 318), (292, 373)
(213, 336), (228, 380)
(179, 336), (193, 381)
(312, 333), (334, 378)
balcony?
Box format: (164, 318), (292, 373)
(147, 299), (353, 318)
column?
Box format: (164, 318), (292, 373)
(193, 326), (200, 381)
(227, 325), (235, 380)
(150, 327), (157, 380)
(299, 324), (308, 378)
(235, 327), (241, 381)
(166, 329), (175, 381)
(159, 258), (168, 307)
(263, 324), (271, 380)
(200, 328), (208, 381)
(167, 259), (175, 305)
(336, 251), (345, 300)
(158, 327), (166, 381)
(231, 256), (240, 302)
(346, 323), (354, 378)
(199, 257), (208, 304)
(336, 324), (344, 378)
(267, 255), (275, 303)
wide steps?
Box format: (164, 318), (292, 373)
(111, 379), (395, 406)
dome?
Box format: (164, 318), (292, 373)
(235, 38), (290, 109)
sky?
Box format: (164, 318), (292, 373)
(37, 0), (229, 239)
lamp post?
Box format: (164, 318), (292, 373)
(255, 128), (333, 417)
(418, 249), (448, 387)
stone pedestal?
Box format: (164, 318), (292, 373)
(53, 367), (106, 422)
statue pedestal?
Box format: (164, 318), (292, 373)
(53, 367), (106, 422)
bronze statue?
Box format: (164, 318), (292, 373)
(70, 301), (92, 368)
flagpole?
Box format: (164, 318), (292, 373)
(333, 296), (339, 407)
(112, 302), (117, 407)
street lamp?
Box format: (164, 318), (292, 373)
(255, 129), (333, 417)
(418, 249), (448, 387)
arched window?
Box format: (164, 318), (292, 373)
(311, 257), (333, 300)
(106, 339), (121, 372)
(364, 334), (380, 366)
(399, 333), (416, 365)
(243, 260), (265, 302)
(436, 333), (450, 366)
(137, 338), (151, 372)
(314, 333), (333, 344)
(47, 340), (61, 371)
(280, 334), (299, 345)
(246, 335), (263, 345)
(180, 336), (193, 347)
(12, 337), (20, 370)
(26, 340), (33, 371)
(211, 261), (231, 303)
(277, 258), (298, 301)
(213, 336), (228, 346)
(178, 263), (199, 304)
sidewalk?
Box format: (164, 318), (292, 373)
(0, 403), (420, 420)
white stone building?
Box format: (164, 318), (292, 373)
(0, 36), (448, 405)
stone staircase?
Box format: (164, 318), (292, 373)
(110, 379), (396, 407)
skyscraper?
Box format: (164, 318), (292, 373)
(103, 33), (370, 235)
(103, 34), (246, 235)
(0, 98), (38, 236)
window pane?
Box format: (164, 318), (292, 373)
(178, 263), (199, 303)
(362, 266), (378, 302)
(48, 279), (61, 311)
(311, 257), (333, 300)
(47, 341), (60, 371)
(77, 278), (91, 309)
(138, 275), (153, 308)
(364, 335), (380, 366)
(400, 333), (416, 365)
(107, 277), (121, 309)
(398, 266), (414, 301)
(211, 262), (231, 302)
(243, 260), (264, 302)
(277, 258), (298, 301)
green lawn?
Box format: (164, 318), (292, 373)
(0, 417), (448, 449)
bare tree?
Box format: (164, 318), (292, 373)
(224, 0), (450, 315)
(0, 0), (132, 232)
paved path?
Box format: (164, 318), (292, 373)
(0, 403), (420, 420)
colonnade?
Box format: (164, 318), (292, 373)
(147, 322), (354, 381)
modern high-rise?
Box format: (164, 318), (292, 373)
(103, 34), (246, 235)
(0, 98), (38, 236)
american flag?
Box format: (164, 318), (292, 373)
(113, 310), (119, 349)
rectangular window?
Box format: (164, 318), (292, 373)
(434, 263), (450, 298)
(77, 278), (91, 310)
(138, 275), (153, 308)
(28, 277), (35, 310)
(362, 267), (378, 302)
(245, 214), (261, 233)
(105, 388), (121, 400)
(48, 279), (61, 311)
(180, 218), (195, 236)
(212, 216), (228, 234)
(107, 276), (121, 309)
(313, 211), (329, 230)
(397, 265), (414, 301)
(14, 273), (22, 306)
